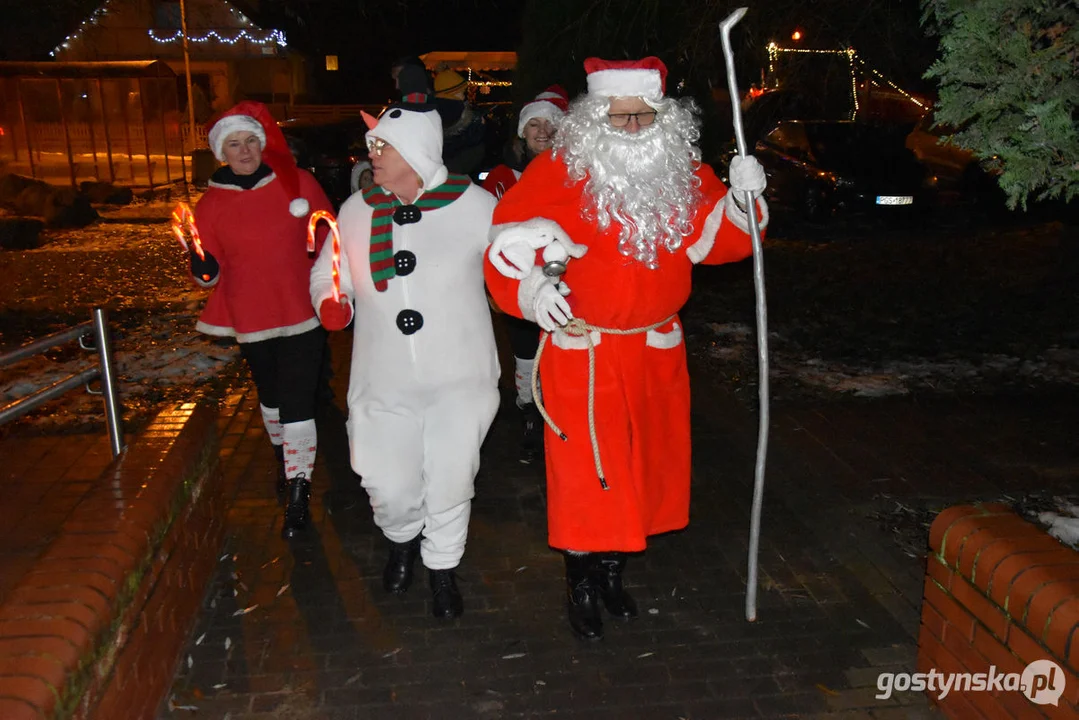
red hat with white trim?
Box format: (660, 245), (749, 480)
(206, 101), (311, 218)
(584, 57), (667, 103)
(517, 85), (569, 137)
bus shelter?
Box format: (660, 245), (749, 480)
(0, 60), (188, 188)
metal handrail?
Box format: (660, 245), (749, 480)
(0, 308), (125, 457)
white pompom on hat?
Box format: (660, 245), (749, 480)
(206, 101), (311, 218)
(517, 85), (569, 138)
(584, 56), (668, 106)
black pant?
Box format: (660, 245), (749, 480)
(239, 327), (327, 424)
(505, 314), (540, 361)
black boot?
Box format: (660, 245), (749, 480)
(272, 444), (288, 503)
(281, 475), (311, 540)
(519, 402), (544, 465)
(593, 553), (638, 620)
(565, 552), (603, 640)
(429, 568), (464, 619)
(383, 536), (421, 594)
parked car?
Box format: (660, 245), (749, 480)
(905, 113), (1004, 207)
(722, 119), (931, 223)
(279, 117), (372, 208)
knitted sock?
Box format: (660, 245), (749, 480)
(260, 404), (284, 448)
(282, 419), (317, 481)
(514, 356), (536, 409)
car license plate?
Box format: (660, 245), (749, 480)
(876, 195), (914, 205)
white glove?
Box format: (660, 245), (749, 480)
(729, 154), (767, 196)
(490, 220), (583, 279)
(533, 282), (573, 331)
(521, 266), (574, 332)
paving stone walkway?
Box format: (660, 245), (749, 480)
(152, 329), (990, 719)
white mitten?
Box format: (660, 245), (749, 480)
(490, 219), (575, 279)
(542, 238), (589, 266)
(519, 266), (574, 332)
(729, 154), (767, 196)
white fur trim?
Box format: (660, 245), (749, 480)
(686, 198), (726, 264)
(489, 217), (572, 247)
(722, 192), (770, 235)
(208, 115), (266, 161)
(196, 316), (321, 343)
(552, 328), (602, 350)
(289, 198), (310, 218)
(518, 101), (563, 137)
(645, 322), (683, 350)
(587, 68), (663, 99)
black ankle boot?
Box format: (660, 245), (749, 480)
(272, 444), (288, 503)
(281, 475), (311, 539)
(383, 536), (421, 594)
(519, 402), (544, 465)
(565, 552), (603, 640)
(429, 569), (464, 619)
(593, 553), (638, 620)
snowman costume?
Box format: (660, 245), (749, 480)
(310, 99), (499, 572)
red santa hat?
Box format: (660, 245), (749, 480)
(517, 85), (569, 137)
(584, 57), (667, 104)
(206, 101), (310, 218)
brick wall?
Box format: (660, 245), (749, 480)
(0, 401), (225, 720)
(919, 502), (1079, 719)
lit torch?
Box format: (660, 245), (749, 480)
(307, 210), (342, 302)
(170, 202), (205, 261)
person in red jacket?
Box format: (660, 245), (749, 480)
(484, 58), (768, 640)
(190, 101), (333, 540)
(482, 86), (569, 464)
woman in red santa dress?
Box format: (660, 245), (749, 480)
(484, 57), (769, 640)
(483, 85), (569, 464)
(190, 101), (334, 540)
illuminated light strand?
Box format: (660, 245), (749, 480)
(51, 0), (112, 57)
(307, 211), (342, 302)
(148, 28), (287, 46)
(51, 0), (286, 57)
(171, 202), (206, 263)
(765, 43), (925, 115)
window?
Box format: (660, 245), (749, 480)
(153, 0), (182, 30)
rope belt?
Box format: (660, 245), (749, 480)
(531, 314), (675, 491)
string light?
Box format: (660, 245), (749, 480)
(765, 43), (925, 119)
(51, 0), (287, 57)
(148, 28), (287, 46)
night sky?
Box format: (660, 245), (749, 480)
(0, 0), (935, 104)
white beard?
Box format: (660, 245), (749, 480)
(556, 95), (704, 269)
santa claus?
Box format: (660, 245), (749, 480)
(484, 57), (768, 640)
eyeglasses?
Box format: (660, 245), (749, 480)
(367, 137), (389, 156)
(607, 111), (657, 128)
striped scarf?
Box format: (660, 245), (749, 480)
(362, 174), (471, 291)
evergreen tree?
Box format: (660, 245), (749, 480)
(922, 0), (1078, 209)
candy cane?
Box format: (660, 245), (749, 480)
(307, 210), (341, 302)
(171, 202), (205, 261)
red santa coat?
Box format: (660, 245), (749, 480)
(483, 151), (765, 551)
(193, 169), (332, 343)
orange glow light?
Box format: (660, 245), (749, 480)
(792, 30), (803, 41)
(171, 202), (205, 262)
(307, 210), (342, 302)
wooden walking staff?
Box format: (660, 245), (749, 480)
(720, 7), (772, 623)
(307, 210), (342, 302)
